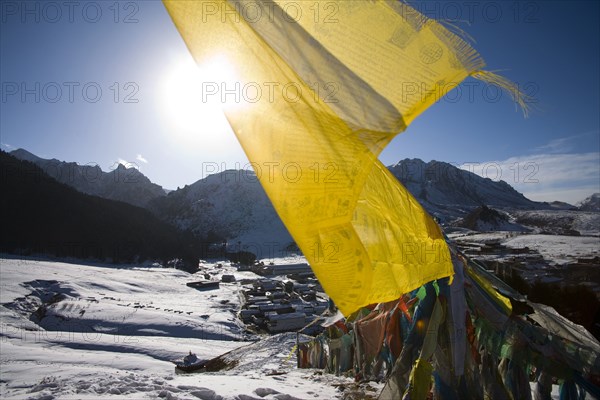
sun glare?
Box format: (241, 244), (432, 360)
(162, 55), (240, 146)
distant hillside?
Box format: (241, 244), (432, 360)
(148, 160), (548, 250)
(547, 201), (578, 211)
(0, 151), (199, 269)
(511, 209), (600, 236)
(10, 149), (165, 209)
(578, 193), (600, 212)
(11, 149), (562, 250)
(388, 159), (543, 221)
(457, 205), (527, 232)
(149, 170), (293, 257)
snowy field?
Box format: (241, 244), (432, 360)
(504, 234), (600, 264)
(448, 232), (600, 264)
(0, 257), (356, 399)
(509, 209), (600, 237)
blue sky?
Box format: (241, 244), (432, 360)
(1, 1), (598, 204)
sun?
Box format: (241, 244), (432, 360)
(161, 55), (240, 146)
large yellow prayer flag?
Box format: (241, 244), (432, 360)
(163, 0), (526, 315)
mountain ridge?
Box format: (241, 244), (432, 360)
(10, 149), (166, 209)
(387, 158), (544, 221)
(148, 169), (294, 256)
(0, 151), (200, 268)
(578, 193), (600, 212)
(10, 148), (597, 253)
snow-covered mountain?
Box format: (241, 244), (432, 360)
(456, 205), (528, 232)
(10, 148), (165, 208)
(510, 209), (600, 236)
(149, 159), (550, 248)
(1, 151), (200, 266)
(578, 193), (600, 212)
(149, 170), (294, 256)
(388, 159), (543, 221)
(18, 148), (591, 247)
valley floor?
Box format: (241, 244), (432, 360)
(2, 233), (596, 399)
(0, 257), (361, 400)
(448, 231), (600, 291)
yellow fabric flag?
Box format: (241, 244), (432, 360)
(163, 0), (525, 315)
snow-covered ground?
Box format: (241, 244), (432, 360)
(504, 234), (600, 264)
(509, 209), (600, 236)
(0, 257), (356, 399)
(448, 231), (600, 265)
